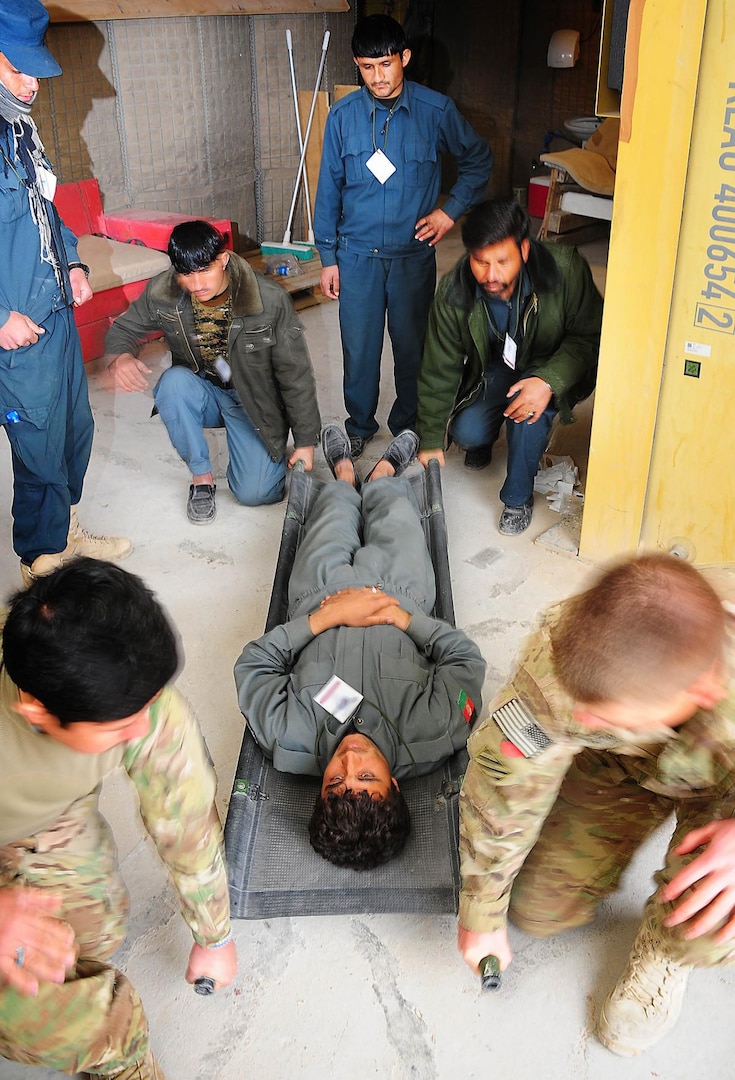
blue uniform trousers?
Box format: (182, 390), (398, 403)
(336, 246), (436, 439)
(0, 306), (94, 563)
(449, 362), (557, 507)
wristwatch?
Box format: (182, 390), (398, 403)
(68, 261), (91, 278)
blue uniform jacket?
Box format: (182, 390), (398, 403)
(0, 126), (78, 330)
(314, 81), (493, 265)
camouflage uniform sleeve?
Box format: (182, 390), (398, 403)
(122, 685), (230, 946)
(458, 620), (580, 934)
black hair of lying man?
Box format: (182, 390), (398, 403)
(235, 426), (486, 871)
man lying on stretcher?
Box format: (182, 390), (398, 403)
(234, 425), (485, 869)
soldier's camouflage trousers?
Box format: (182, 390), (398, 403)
(0, 794), (152, 1075)
(508, 749), (735, 967)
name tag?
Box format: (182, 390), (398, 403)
(503, 333), (517, 369)
(36, 165), (57, 201)
(314, 675), (363, 724)
(365, 149), (396, 185)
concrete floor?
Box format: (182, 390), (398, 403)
(3, 230), (734, 1080)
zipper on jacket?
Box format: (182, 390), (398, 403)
(175, 306), (201, 373)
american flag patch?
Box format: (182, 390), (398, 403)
(491, 698), (552, 757)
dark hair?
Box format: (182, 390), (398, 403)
(308, 786), (411, 870)
(351, 14), (407, 59)
(550, 553), (726, 705)
(461, 198), (530, 253)
(3, 558), (179, 725)
(168, 220), (228, 274)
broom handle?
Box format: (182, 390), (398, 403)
(283, 30), (330, 245)
(285, 29), (314, 245)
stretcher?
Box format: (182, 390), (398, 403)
(224, 460), (467, 919)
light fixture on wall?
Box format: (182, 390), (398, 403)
(547, 29), (580, 68)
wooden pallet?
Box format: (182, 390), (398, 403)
(245, 251), (328, 311)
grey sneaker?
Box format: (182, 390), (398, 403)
(597, 922), (690, 1056)
(498, 501), (534, 535)
(187, 483), (217, 524)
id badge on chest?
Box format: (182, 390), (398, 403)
(366, 149), (396, 185)
(36, 165), (57, 202)
(503, 333), (517, 370)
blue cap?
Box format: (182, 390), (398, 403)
(0, 0), (62, 79)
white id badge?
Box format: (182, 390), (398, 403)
(36, 165), (57, 202)
(314, 675), (363, 724)
(214, 354), (232, 382)
(365, 149), (396, 184)
(503, 333), (517, 370)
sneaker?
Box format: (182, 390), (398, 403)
(365, 430), (419, 481)
(67, 507), (133, 561)
(187, 483), (217, 525)
(348, 433), (374, 460)
(597, 922), (690, 1056)
(464, 446), (492, 470)
(498, 500), (534, 535)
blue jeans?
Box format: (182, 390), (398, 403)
(336, 246), (436, 438)
(449, 363), (557, 507)
(0, 307), (94, 563)
(153, 366), (285, 506)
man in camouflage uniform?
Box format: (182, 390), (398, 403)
(457, 554), (735, 1056)
(0, 559), (237, 1078)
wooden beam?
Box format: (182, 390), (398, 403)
(297, 89), (329, 226)
(44, 0), (348, 22)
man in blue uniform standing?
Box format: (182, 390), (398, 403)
(0, 0), (131, 584)
(314, 14), (493, 459)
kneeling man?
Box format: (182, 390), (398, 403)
(104, 221), (321, 524)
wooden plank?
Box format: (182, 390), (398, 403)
(44, 0), (348, 22)
(334, 84), (358, 101)
(546, 221), (610, 246)
(245, 251), (326, 311)
(297, 90), (329, 229)
(547, 209), (597, 234)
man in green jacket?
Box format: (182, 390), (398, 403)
(416, 198), (602, 535)
(104, 221), (321, 524)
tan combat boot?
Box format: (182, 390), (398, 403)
(67, 506), (132, 562)
(20, 550), (72, 586)
(597, 921), (691, 1056)
(19, 508), (132, 586)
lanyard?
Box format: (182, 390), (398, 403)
(371, 92), (402, 154)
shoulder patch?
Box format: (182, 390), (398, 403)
(492, 698), (553, 758)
